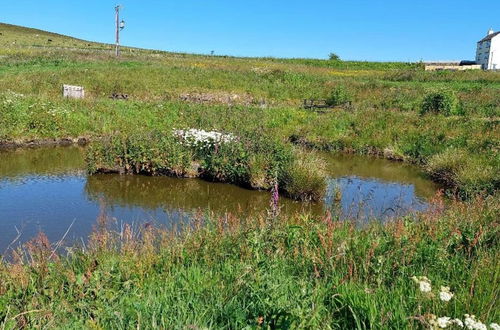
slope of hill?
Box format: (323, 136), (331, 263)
(0, 22), (112, 50)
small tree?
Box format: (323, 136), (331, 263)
(328, 53), (340, 61)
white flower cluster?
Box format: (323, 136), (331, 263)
(173, 129), (236, 148)
(412, 277), (498, 329)
(47, 107), (70, 117)
(463, 315), (488, 330)
(412, 277), (455, 302)
(439, 286), (454, 302)
(428, 314), (498, 329)
(412, 276), (432, 293)
(1, 90), (25, 106)
(429, 315), (463, 329)
(490, 323), (500, 330)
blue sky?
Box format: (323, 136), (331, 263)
(1, 0), (498, 61)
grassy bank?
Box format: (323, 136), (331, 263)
(2, 92), (496, 197)
(0, 54), (498, 116)
(0, 196), (498, 328)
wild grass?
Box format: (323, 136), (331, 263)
(85, 131), (327, 201)
(0, 195), (498, 328)
(1, 22), (499, 116)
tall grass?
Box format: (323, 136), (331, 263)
(0, 196), (498, 328)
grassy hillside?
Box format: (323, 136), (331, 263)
(0, 22), (113, 52)
(0, 23), (499, 329)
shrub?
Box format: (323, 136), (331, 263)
(199, 140), (250, 184)
(420, 89), (459, 116)
(328, 53), (340, 61)
(325, 85), (352, 107)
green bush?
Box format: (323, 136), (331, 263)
(420, 89), (460, 116)
(325, 85), (352, 107)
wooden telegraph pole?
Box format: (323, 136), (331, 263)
(115, 5), (123, 57)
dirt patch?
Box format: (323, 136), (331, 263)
(179, 91), (266, 107)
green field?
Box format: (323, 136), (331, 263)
(0, 23), (499, 329)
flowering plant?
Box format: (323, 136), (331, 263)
(412, 276), (497, 329)
(173, 128), (236, 149)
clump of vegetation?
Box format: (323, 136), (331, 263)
(426, 148), (498, 198)
(281, 149), (327, 201)
(325, 85), (352, 107)
(420, 89), (460, 116)
(86, 131), (327, 201)
(0, 196), (498, 328)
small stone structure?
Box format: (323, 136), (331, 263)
(63, 85), (85, 99)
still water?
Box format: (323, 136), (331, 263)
(0, 146), (439, 252)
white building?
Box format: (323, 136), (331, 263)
(476, 28), (500, 70)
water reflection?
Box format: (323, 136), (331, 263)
(0, 146), (85, 179)
(85, 174), (321, 218)
(0, 146), (440, 252)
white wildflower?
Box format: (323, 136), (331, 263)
(412, 276), (432, 293)
(439, 286), (454, 302)
(173, 128), (236, 147)
(464, 314), (487, 330)
(490, 323), (500, 330)
(437, 316), (452, 328)
(453, 319), (464, 327)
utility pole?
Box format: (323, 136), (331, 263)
(115, 5), (125, 57)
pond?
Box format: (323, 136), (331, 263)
(0, 146), (440, 252)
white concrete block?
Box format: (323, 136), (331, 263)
(63, 85), (85, 99)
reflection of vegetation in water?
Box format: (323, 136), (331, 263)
(0, 146), (439, 221)
(85, 171), (434, 223)
(85, 174), (323, 219)
(321, 152), (440, 199)
(0, 146), (85, 179)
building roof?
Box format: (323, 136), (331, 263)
(424, 61), (460, 66)
(478, 31), (500, 43)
